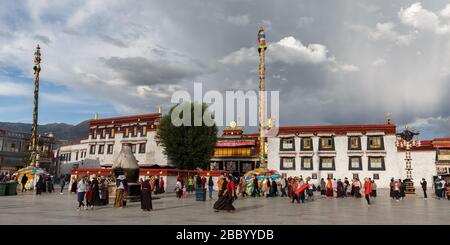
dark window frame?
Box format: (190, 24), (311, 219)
(141, 126), (147, 137)
(319, 157), (335, 170)
(368, 156), (386, 170)
(319, 136), (335, 151)
(352, 173), (359, 180)
(89, 145), (96, 154)
(131, 144), (136, 154)
(301, 157), (313, 170)
(123, 127), (130, 138)
(109, 128), (115, 139)
(300, 137), (313, 151)
(279, 137), (295, 151)
(138, 143), (146, 153)
(327, 173), (334, 179)
(98, 145), (105, 154)
(280, 157), (296, 170)
(367, 136), (385, 150)
(348, 156), (363, 170)
(348, 136), (362, 150)
(107, 144), (114, 154)
(373, 173), (380, 180)
(311, 173), (318, 179)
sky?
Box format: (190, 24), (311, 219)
(0, 0), (449, 139)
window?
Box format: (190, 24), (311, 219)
(327, 173), (333, 179)
(348, 156), (362, 170)
(75, 151), (79, 161)
(214, 148), (251, 156)
(123, 127), (130, 138)
(68, 153), (71, 162)
(280, 137), (295, 151)
(107, 145), (113, 154)
(368, 157), (385, 170)
(367, 136), (384, 150)
(301, 157), (313, 170)
(311, 173), (318, 179)
(93, 129), (97, 139)
(301, 137), (313, 151)
(110, 128), (115, 138)
(319, 157), (335, 170)
(89, 145), (96, 154)
(437, 149), (450, 161)
(139, 143), (146, 153)
(319, 137), (334, 150)
(141, 126), (147, 137)
(348, 136), (361, 150)
(352, 173), (359, 180)
(101, 129), (106, 139)
(373, 173), (380, 180)
(131, 144), (136, 153)
(280, 157), (295, 170)
(98, 145), (105, 154)
(132, 126), (138, 137)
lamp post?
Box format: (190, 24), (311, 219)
(395, 126), (420, 194)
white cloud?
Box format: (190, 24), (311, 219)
(297, 17), (314, 28)
(271, 36), (329, 64)
(398, 2), (450, 34)
(0, 82), (32, 97)
(261, 20), (272, 31)
(220, 36), (358, 73)
(372, 58), (386, 66)
(338, 64), (360, 72)
(441, 4), (450, 18)
(219, 47), (258, 65)
(350, 22), (416, 46)
(408, 116), (450, 137)
(226, 14), (250, 26)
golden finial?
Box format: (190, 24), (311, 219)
(386, 113), (392, 124)
(158, 105), (162, 114)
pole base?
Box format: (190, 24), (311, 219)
(404, 179), (415, 194)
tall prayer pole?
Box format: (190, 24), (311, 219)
(30, 45), (41, 167)
(257, 27), (267, 168)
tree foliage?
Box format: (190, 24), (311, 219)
(156, 102), (218, 170)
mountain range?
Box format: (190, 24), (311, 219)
(0, 121), (89, 144)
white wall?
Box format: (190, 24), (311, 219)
(83, 130), (168, 166)
(268, 134), (437, 188)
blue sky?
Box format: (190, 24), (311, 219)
(0, 0), (449, 139)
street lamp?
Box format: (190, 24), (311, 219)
(395, 126), (420, 194)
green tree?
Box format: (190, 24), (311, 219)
(156, 102), (218, 170)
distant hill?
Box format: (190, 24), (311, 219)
(0, 120), (89, 143)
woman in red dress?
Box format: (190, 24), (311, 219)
(213, 175), (236, 212)
(326, 178), (334, 197)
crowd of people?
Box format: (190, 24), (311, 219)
(3, 170), (449, 213)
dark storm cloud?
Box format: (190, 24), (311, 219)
(98, 34), (127, 48)
(33, 34), (51, 44)
(1, 0), (449, 138)
(99, 56), (207, 86)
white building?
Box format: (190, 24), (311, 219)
(58, 113), (168, 174)
(267, 124), (438, 188)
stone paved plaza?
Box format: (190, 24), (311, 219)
(0, 188), (448, 225)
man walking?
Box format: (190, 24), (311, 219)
(420, 178), (427, 199)
(60, 175), (66, 194)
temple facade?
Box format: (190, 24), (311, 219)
(209, 122), (259, 175)
(267, 123), (440, 188)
